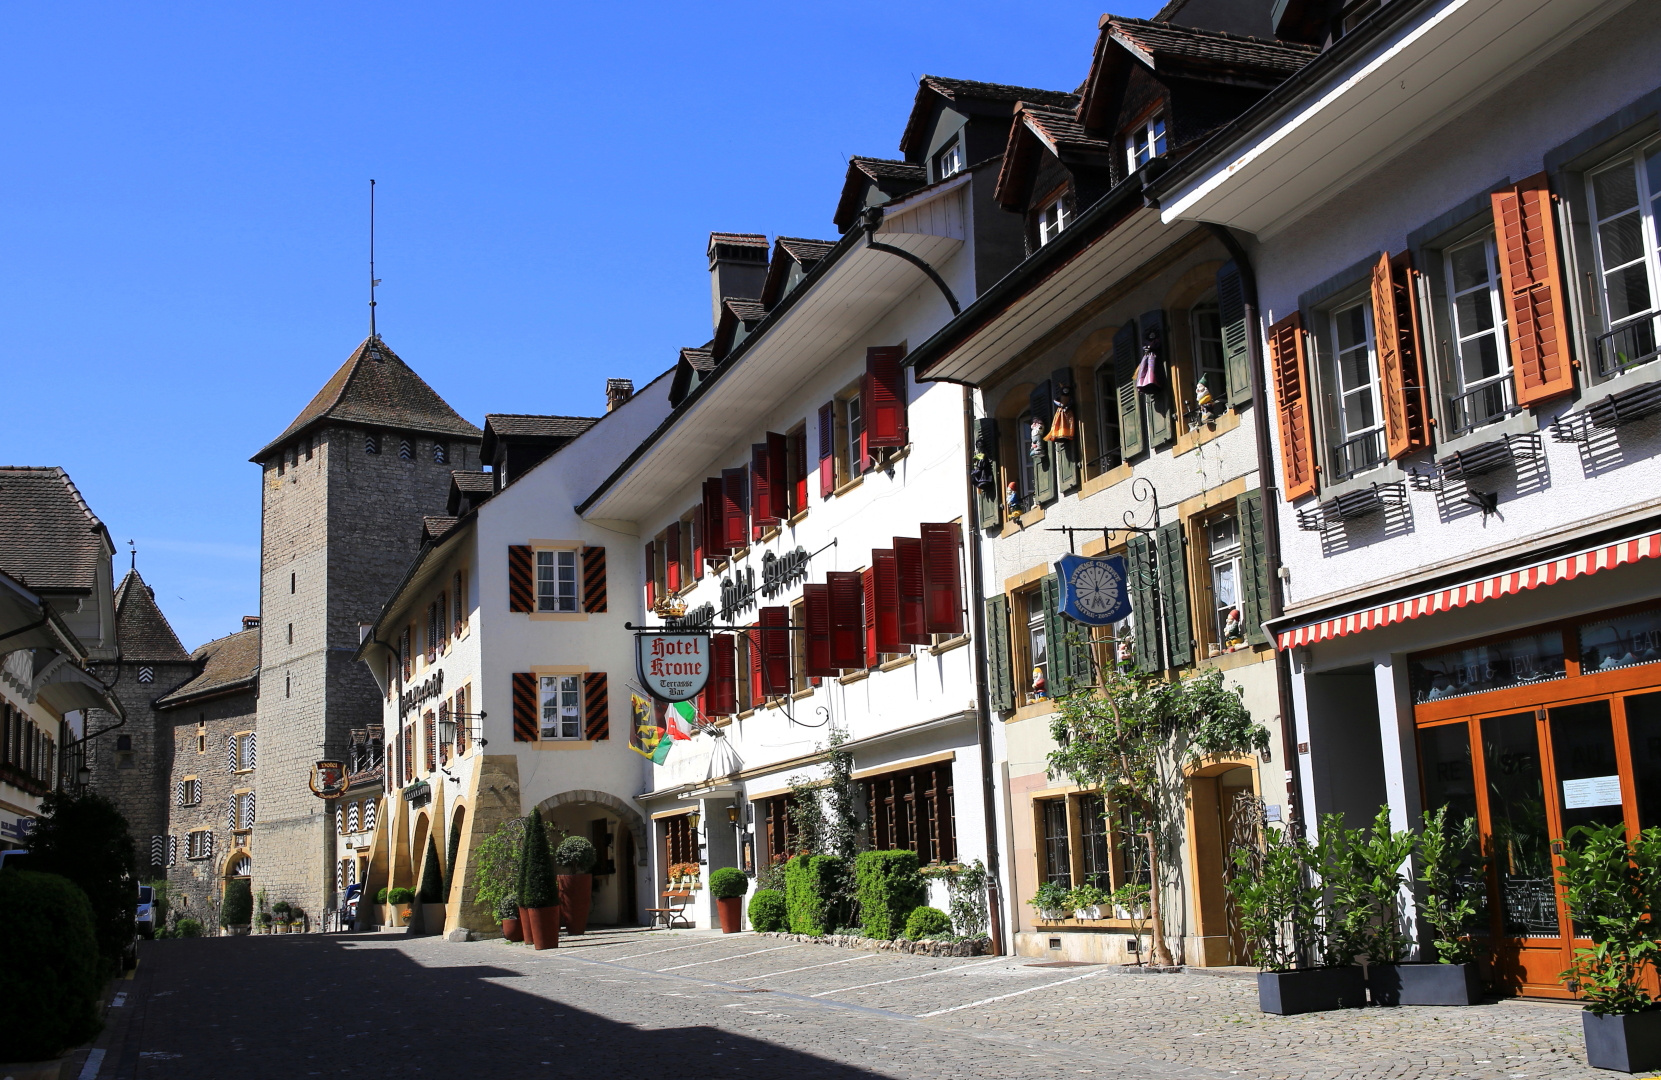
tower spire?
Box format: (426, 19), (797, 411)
(369, 178), (380, 340)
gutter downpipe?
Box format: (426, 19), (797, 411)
(1205, 223), (1304, 834)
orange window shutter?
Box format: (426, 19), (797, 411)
(1492, 172), (1574, 405)
(1370, 252), (1429, 459)
(1266, 312), (1317, 501)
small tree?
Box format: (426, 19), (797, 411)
(471, 817), (526, 924)
(518, 809), (558, 909)
(1048, 665), (1268, 967)
(1317, 808), (1416, 967)
(220, 878), (253, 927)
(554, 836), (597, 874)
(1556, 822), (1661, 1014)
(1417, 805), (1485, 965)
(26, 790), (138, 973)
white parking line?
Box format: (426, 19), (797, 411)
(608, 939), (736, 962)
(656, 945), (802, 972)
(730, 953), (876, 981)
(809, 956), (1007, 997)
(915, 971), (1099, 1017)
(77, 1048), (106, 1080)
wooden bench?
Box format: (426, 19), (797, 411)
(647, 891), (694, 929)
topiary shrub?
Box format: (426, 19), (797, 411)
(375, 887), (388, 904)
(708, 867), (748, 900)
(0, 870), (104, 1063)
(518, 809), (558, 908)
(495, 894), (519, 922)
(784, 854), (848, 935)
(220, 878), (253, 927)
(176, 918), (203, 938)
(24, 790), (137, 974)
(855, 850), (926, 940)
(554, 836), (597, 874)
(904, 905), (952, 941)
(386, 887), (415, 906)
(418, 841), (445, 903)
(748, 889), (788, 932)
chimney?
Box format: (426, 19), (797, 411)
(606, 378), (634, 413)
(707, 232), (769, 332)
(242, 616), (261, 630)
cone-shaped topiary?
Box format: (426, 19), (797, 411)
(418, 840), (445, 903)
(220, 878), (253, 927)
(518, 809), (559, 909)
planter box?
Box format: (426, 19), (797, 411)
(558, 874), (593, 935)
(1368, 963), (1482, 1006)
(717, 895), (744, 933)
(421, 903), (447, 936)
(1257, 967), (1367, 1015)
(1583, 1009), (1661, 1073)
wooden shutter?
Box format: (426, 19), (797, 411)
(702, 478), (726, 565)
(804, 583), (836, 677)
(818, 402), (837, 497)
(972, 417), (1001, 530)
(751, 443), (775, 536)
(707, 636), (736, 715)
(1050, 369), (1080, 494)
(791, 430), (808, 514)
(920, 522), (964, 635)
(1493, 172), (1573, 405)
(827, 571), (865, 669)
(721, 467), (749, 550)
(1266, 312), (1317, 501)
(872, 549), (902, 654)
(863, 568), (879, 668)
(1236, 489), (1271, 646)
(759, 606), (791, 696)
(856, 383), (872, 473)
(643, 542), (657, 610)
(665, 525), (681, 592)
(1040, 572), (1070, 697)
(424, 711), (437, 772)
(767, 432), (790, 521)
(1142, 310), (1175, 447)
(508, 545), (534, 612)
(984, 595), (1014, 711)
(1114, 322), (1145, 460)
(1154, 521), (1191, 667)
(894, 536), (929, 645)
(690, 512), (704, 579)
(512, 672), (537, 741)
(747, 623), (764, 704)
(1371, 251), (1430, 459)
(1127, 535), (1160, 671)
(583, 673), (609, 740)
(865, 346), (909, 447)
(1028, 381), (1057, 505)
(1217, 261), (1253, 407)
(581, 546), (608, 612)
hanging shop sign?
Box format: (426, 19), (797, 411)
(719, 567), (758, 621)
(309, 759), (350, 800)
(1057, 553), (1132, 626)
(398, 669), (444, 718)
(668, 602), (715, 629)
(760, 546), (811, 598)
(637, 633), (711, 703)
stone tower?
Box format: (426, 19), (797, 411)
(250, 336), (480, 916)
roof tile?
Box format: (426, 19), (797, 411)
(155, 626), (260, 707)
(113, 570), (191, 662)
(0, 467), (110, 593)
(481, 414), (599, 439)
(1104, 16), (1317, 72)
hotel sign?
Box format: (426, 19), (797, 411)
(637, 633), (711, 703)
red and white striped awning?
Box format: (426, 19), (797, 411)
(1276, 530), (1661, 650)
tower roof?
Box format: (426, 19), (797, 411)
(252, 336), (482, 462)
(113, 569), (191, 663)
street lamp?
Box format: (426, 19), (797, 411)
(77, 764), (92, 789)
(687, 809), (701, 830)
(726, 804), (739, 824)
(438, 712), (457, 747)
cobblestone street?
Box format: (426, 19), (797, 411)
(86, 928), (1619, 1080)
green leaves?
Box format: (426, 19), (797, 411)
(1556, 822), (1661, 1014)
(1229, 828), (1321, 972)
(1316, 808), (1416, 966)
(1417, 806), (1486, 966)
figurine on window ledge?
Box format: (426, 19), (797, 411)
(1046, 376), (1077, 443)
(1029, 415), (1046, 459)
(1222, 607), (1244, 649)
(1006, 480), (1020, 515)
(1030, 665), (1047, 699)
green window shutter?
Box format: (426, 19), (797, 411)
(1218, 261), (1253, 408)
(1127, 535), (1160, 672)
(1069, 613), (1095, 691)
(1155, 521), (1192, 667)
(1114, 324), (1145, 461)
(1236, 488), (1272, 645)
(972, 417), (1001, 531)
(1142, 310), (1175, 448)
(984, 594), (1014, 711)
(1050, 368), (1081, 495)
(1029, 381), (1057, 505)
(1041, 573), (1068, 697)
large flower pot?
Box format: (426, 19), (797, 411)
(421, 903), (448, 936)
(717, 895), (744, 933)
(559, 874), (593, 935)
(1369, 963), (1482, 1006)
(518, 906), (535, 947)
(0, 1056), (68, 1080)
(502, 917), (523, 942)
(528, 905), (561, 951)
(1583, 1009), (1661, 1073)
(1256, 967), (1367, 1015)
(223, 924), (251, 937)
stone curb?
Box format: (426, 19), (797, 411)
(756, 930), (991, 957)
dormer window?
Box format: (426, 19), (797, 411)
(1126, 115), (1167, 173)
(933, 138), (963, 182)
(1037, 195), (1070, 246)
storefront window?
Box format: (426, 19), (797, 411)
(1416, 722), (1487, 930)
(1410, 631), (1566, 703)
(1625, 691), (1661, 830)
(1579, 607), (1661, 673)
(1481, 713), (1556, 937)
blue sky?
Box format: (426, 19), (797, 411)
(1, 1), (1160, 650)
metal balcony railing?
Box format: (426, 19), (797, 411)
(1330, 429), (1385, 481)
(1594, 318), (1661, 380)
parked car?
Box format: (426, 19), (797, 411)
(136, 884), (155, 939)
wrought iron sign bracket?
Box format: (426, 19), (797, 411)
(1042, 477), (1164, 553)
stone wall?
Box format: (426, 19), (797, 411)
(158, 688), (258, 926)
(83, 658), (196, 874)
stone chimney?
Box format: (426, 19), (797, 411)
(707, 232), (769, 332)
(242, 616), (261, 630)
(606, 378), (635, 413)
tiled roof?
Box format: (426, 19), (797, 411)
(723, 297), (768, 325)
(1018, 102), (1118, 156)
(450, 470), (494, 494)
(707, 232), (769, 251)
(920, 76), (1079, 108)
(777, 237), (836, 266)
(1104, 17), (1317, 73)
(422, 516), (459, 543)
(0, 467), (111, 593)
(155, 626), (260, 708)
(680, 347), (716, 373)
(113, 570), (190, 662)
(253, 336), (481, 462)
(850, 157), (926, 184)
(481, 414), (599, 439)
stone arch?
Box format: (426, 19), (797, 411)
(532, 789), (647, 867)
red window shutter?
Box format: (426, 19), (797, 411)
(804, 584), (835, 677)
(511, 672), (537, 742)
(690, 513), (704, 579)
(702, 478), (726, 566)
(1371, 252), (1430, 460)
(865, 346), (908, 448)
(894, 536), (928, 645)
(1493, 172), (1573, 406)
(751, 444), (776, 536)
(748, 623), (764, 704)
(791, 430), (808, 514)
(643, 542), (657, 610)
(767, 432), (790, 521)
(1266, 313), (1317, 502)
(508, 545), (534, 612)
(872, 548), (903, 653)
(707, 634), (736, 716)
(581, 546), (607, 613)
(827, 571), (865, 669)
(862, 568), (879, 668)
(857, 377), (872, 472)
(424, 710), (436, 772)
(722, 467), (749, 550)
(583, 672), (609, 740)
(920, 523), (963, 635)
(759, 606), (791, 696)
(664, 525), (681, 593)
(818, 403), (836, 497)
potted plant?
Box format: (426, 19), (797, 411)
(518, 809), (560, 950)
(220, 878), (253, 937)
(0, 870), (104, 1080)
(1069, 883), (1109, 921)
(271, 900), (292, 932)
(385, 889), (415, 927)
(555, 836), (598, 935)
(498, 894), (523, 942)
(709, 867), (749, 933)
(1317, 808), (1416, 1007)
(258, 910), (274, 934)
(1029, 881), (1071, 922)
(289, 905), (306, 934)
(1556, 822), (1661, 1073)
(1376, 805), (1485, 1005)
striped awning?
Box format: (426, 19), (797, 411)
(1276, 530), (1661, 650)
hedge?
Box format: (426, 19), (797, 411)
(386, 887), (416, 905)
(748, 889), (788, 932)
(784, 854), (848, 935)
(0, 870), (103, 1063)
(855, 850), (925, 940)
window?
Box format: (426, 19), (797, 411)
(1037, 195), (1069, 246)
(1015, 584), (1047, 704)
(398, 438), (414, 461)
(232, 791), (255, 830)
(1441, 234), (1514, 433)
(1041, 798), (1071, 885)
(177, 777), (202, 806)
(1036, 792), (1144, 898)
(539, 675), (582, 740)
(791, 598), (809, 694)
(196, 719), (206, 754)
(844, 393), (864, 479)
(1190, 298), (1227, 415)
(1093, 365), (1121, 472)
(933, 138), (963, 182)
(433, 442), (448, 465)
(664, 813), (696, 871)
(864, 761), (956, 864)
(235, 732), (256, 772)
(1205, 514), (1245, 652)
(1326, 299), (1385, 479)
(399, 627), (412, 681)
(1012, 412), (1038, 509)
(1126, 114), (1167, 172)
(759, 794), (799, 867)
(186, 830), (214, 861)
(452, 570), (468, 636)
(1588, 143), (1661, 377)
(116, 734), (132, 751)
(290, 572), (296, 594)
(365, 433), (379, 455)
(536, 549), (578, 612)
